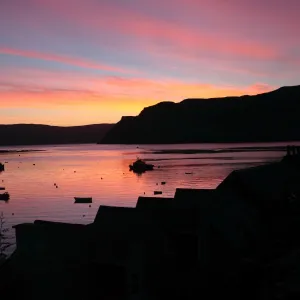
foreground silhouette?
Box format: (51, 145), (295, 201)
(1, 146), (300, 299)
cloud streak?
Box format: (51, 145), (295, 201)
(0, 67), (275, 107)
(32, 0), (279, 61)
(0, 47), (130, 73)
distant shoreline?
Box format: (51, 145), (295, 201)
(1, 141), (299, 148)
(149, 146), (289, 155)
(0, 150), (44, 154)
(0, 123), (114, 146)
(98, 139), (300, 145)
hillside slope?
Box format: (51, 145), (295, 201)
(0, 124), (114, 146)
(100, 86), (300, 144)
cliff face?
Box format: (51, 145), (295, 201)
(0, 123), (114, 146)
(98, 117), (135, 144)
(100, 85), (300, 144)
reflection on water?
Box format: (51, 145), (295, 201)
(0, 142), (296, 249)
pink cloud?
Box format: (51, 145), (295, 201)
(28, 0), (281, 62)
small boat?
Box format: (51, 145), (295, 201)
(0, 163), (4, 172)
(154, 191), (163, 195)
(161, 182), (166, 185)
(129, 158), (154, 174)
(0, 187), (5, 190)
(0, 192), (10, 201)
(74, 197), (92, 204)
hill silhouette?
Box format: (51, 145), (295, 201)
(100, 85), (300, 144)
(0, 124), (114, 146)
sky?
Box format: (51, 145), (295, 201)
(0, 0), (299, 126)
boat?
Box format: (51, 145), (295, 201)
(0, 187), (5, 190)
(0, 192), (10, 201)
(74, 197), (92, 204)
(129, 158), (154, 173)
(154, 191), (163, 195)
(0, 163), (4, 172)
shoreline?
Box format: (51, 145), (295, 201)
(0, 150), (44, 154)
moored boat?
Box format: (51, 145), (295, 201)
(0, 192), (10, 201)
(74, 197), (92, 204)
(154, 191), (163, 195)
(129, 158), (154, 173)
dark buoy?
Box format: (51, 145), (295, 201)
(12, 213), (14, 215)
(89, 205), (91, 208)
(33, 164), (35, 166)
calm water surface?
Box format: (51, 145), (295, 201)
(0, 142), (297, 251)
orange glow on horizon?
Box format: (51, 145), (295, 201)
(0, 79), (274, 125)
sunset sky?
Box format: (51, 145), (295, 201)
(1, 0), (299, 125)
